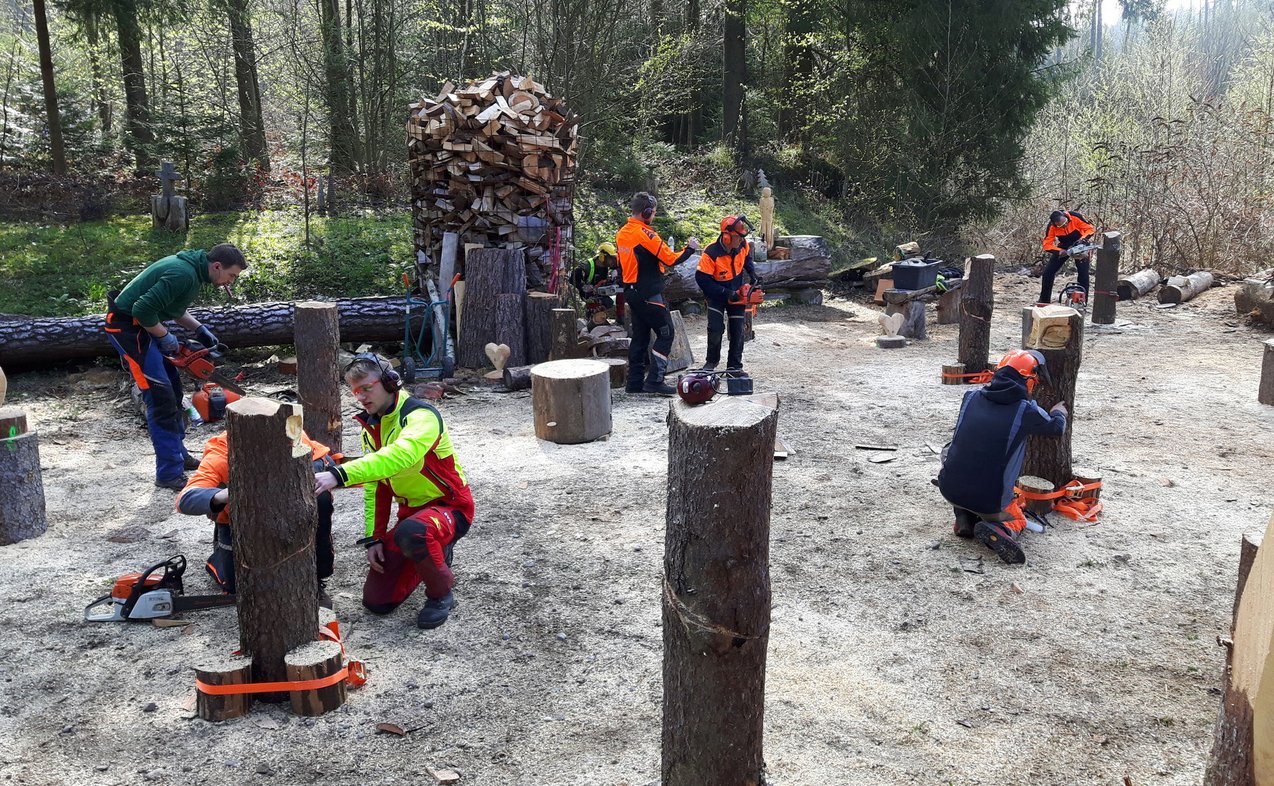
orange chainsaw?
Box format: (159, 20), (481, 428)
(170, 341), (246, 395)
(84, 555), (236, 622)
(729, 283), (765, 316)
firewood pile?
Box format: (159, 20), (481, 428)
(407, 71), (578, 279)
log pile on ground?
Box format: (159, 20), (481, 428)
(407, 71), (578, 268)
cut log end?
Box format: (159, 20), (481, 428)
(671, 395), (776, 430)
(942, 363), (966, 385)
(285, 640), (347, 717)
(196, 653), (255, 722)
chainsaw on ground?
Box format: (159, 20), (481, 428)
(170, 341), (246, 395)
(84, 555), (236, 622)
(1058, 282), (1088, 310)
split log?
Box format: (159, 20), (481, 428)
(294, 302), (342, 453)
(195, 653), (254, 721)
(1016, 475), (1054, 516)
(1262, 340), (1274, 407)
(1118, 268), (1161, 301)
(438, 232), (459, 300)
(1022, 306), (1083, 487)
(494, 293), (526, 367)
(549, 308), (581, 360)
(958, 255), (995, 374)
(457, 248), (526, 369)
(285, 640), (346, 716)
(0, 296), (427, 368)
(424, 277), (455, 374)
(502, 364), (533, 391)
(663, 396), (777, 786)
(0, 407), (47, 545)
(1159, 271), (1214, 304)
(661, 251), (831, 302)
(525, 292), (557, 363)
(1091, 231), (1120, 325)
(531, 359), (611, 444)
(226, 398), (318, 692)
(942, 363), (965, 385)
(666, 310), (694, 372)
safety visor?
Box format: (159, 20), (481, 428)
(1024, 349), (1051, 386)
(724, 216), (751, 236)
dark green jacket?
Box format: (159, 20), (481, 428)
(114, 250), (212, 327)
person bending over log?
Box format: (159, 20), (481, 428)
(615, 192), (700, 395)
(937, 350), (1067, 564)
(1039, 209), (1095, 307)
(695, 214), (760, 373)
(572, 242), (623, 325)
(104, 245), (247, 490)
(313, 354), (474, 630)
(176, 430), (341, 607)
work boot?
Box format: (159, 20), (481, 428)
(698, 361), (718, 372)
(642, 356), (676, 396)
(416, 593), (456, 630)
(155, 474), (188, 491)
(952, 511), (976, 539)
(703, 331), (723, 371)
(318, 581), (334, 611)
(975, 520), (1026, 565)
(183, 454), (202, 471)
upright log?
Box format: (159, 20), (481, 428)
(936, 287), (960, 325)
(525, 292), (557, 364)
(663, 397), (777, 786)
(1259, 340), (1274, 407)
(195, 653), (254, 722)
(1118, 268), (1161, 301)
(0, 364), (6, 405)
(294, 302), (342, 452)
(550, 308), (581, 360)
(457, 248), (526, 369)
(666, 310), (694, 372)
(285, 640), (346, 716)
(1091, 231), (1121, 324)
(226, 398), (319, 690)
(530, 359), (611, 444)
(1159, 272), (1215, 304)
(958, 255), (995, 374)
(494, 293), (526, 368)
(1022, 306), (1083, 487)
(0, 407), (47, 545)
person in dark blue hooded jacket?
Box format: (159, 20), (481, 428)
(937, 349), (1067, 564)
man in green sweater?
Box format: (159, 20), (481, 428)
(105, 245), (247, 489)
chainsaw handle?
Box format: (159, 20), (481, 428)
(121, 556), (186, 618)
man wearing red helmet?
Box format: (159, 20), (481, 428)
(937, 349), (1068, 564)
(695, 214), (760, 372)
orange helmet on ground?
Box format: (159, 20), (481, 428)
(720, 214), (752, 237)
(996, 349), (1049, 394)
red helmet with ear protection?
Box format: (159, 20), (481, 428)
(677, 372), (717, 405)
(996, 349), (1049, 394)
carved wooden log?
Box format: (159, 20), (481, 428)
(525, 292), (557, 364)
(502, 364), (533, 391)
(1262, 340), (1274, 407)
(958, 255), (995, 374)
(1022, 306), (1083, 487)
(0, 296), (426, 367)
(1091, 231), (1120, 325)
(294, 302), (342, 453)
(285, 640), (346, 716)
(195, 653), (254, 721)
(1016, 475), (1054, 516)
(1118, 268), (1161, 301)
(663, 396), (777, 786)
(531, 359), (611, 444)
(1159, 271), (1214, 304)
(0, 407), (47, 545)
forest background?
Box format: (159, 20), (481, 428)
(0, 0), (1269, 318)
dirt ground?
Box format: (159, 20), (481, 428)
(0, 273), (1270, 786)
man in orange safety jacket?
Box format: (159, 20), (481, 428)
(1039, 209), (1096, 305)
(695, 214), (760, 372)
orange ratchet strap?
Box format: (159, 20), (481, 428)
(941, 370), (994, 384)
(1013, 479), (1104, 522)
(194, 624), (367, 696)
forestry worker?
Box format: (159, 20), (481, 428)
(1039, 209), (1096, 306)
(694, 214), (760, 373)
(313, 354), (474, 630)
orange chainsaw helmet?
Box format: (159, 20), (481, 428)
(720, 214), (752, 237)
(996, 349), (1049, 394)
(677, 372), (717, 405)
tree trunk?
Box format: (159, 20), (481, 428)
(494, 293), (526, 368)
(525, 291), (556, 364)
(1091, 231), (1120, 324)
(319, 0), (357, 174)
(1022, 306), (1083, 487)
(0, 407), (47, 545)
(0, 296), (420, 367)
(722, 0), (746, 150)
(1118, 268), (1160, 301)
(661, 251), (829, 303)
(958, 254), (995, 373)
(32, 0), (65, 175)
(1159, 272), (1214, 304)
(456, 249), (526, 369)
(294, 302), (342, 452)
(225, 0), (269, 171)
(84, 12), (112, 135)
(111, 0), (155, 173)
(226, 398), (319, 691)
(663, 396), (776, 786)
(530, 359), (611, 444)
(1260, 339), (1274, 407)
(779, 0), (816, 140)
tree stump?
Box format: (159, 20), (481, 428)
(1016, 475), (1054, 515)
(1071, 466), (1101, 500)
(285, 640), (346, 716)
(942, 363), (965, 385)
(1022, 306), (1083, 487)
(531, 360), (611, 444)
(1118, 268), (1160, 301)
(663, 396), (777, 786)
(494, 293), (526, 367)
(550, 308), (581, 360)
(599, 357), (627, 388)
(936, 287), (960, 325)
(666, 310), (694, 372)
(1091, 231), (1121, 325)
(1260, 340), (1274, 407)
(502, 364), (533, 391)
(294, 302), (342, 452)
(525, 292), (557, 364)
(150, 195), (188, 232)
(0, 407), (47, 545)
(958, 254), (995, 373)
(226, 398), (319, 694)
(1159, 272), (1214, 304)
(457, 248), (526, 368)
(195, 653), (254, 721)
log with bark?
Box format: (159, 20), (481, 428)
(456, 248), (526, 369)
(0, 296), (425, 367)
(525, 291), (557, 363)
(1118, 268), (1161, 301)
(661, 246), (831, 302)
(958, 255), (995, 374)
(284, 640), (346, 716)
(0, 407), (47, 545)
(1261, 339), (1274, 407)
(294, 302), (342, 453)
(1159, 271), (1214, 304)
(530, 359), (611, 444)
(1091, 232), (1120, 325)
(1022, 306), (1083, 487)
(195, 653), (254, 722)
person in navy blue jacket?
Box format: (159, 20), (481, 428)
(937, 350), (1068, 564)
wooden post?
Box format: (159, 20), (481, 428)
(285, 640), (346, 716)
(195, 653), (254, 721)
(663, 396), (777, 786)
(0, 407), (47, 545)
(294, 302), (342, 452)
(1118, 268), (1160, 301)
(226, 398), (319, 691)
(958, 255), (995, 374)
(1022, 306), (1083, 487)
(438, 231), (459, 300)
(494, 293), (526, 368)
(1259, 340), (1274, 406)
(1091, 231), (1120, 324)
(530, 359), (611, 444)
(550, 308), (580, 360)
(526, 292), (557, 364)
(457, 248), (526, 368)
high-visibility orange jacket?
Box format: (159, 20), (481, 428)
(697, 236), (754, 283)
(177, 431), (336, 524)
(615, 217), (694, 299)
(1043, 212), (1095, 252)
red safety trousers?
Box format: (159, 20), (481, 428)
(362, 501), (468, 613)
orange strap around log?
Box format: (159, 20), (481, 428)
(1055, 497), (1103, 522)
(941, 370), (994, 384)
(194, 624), (368, 696)
(1014, 478), (1104, 522)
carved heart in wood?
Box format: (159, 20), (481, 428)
(485, 343), (512, 372)
(879, 313), (904, 337)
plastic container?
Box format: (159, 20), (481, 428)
(891, 259), (940, 290)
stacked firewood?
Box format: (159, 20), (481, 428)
(407, 71), (578, 265)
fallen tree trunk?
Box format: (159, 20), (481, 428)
(1117, 268), (1160, 301)
(1159, 271), (1214, 304)
(662, 251), (831, 303)
(0, 296), (424, 368)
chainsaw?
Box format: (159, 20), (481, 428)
(84, 555), (236, 622)
(1058, 282), (1088, 310)
(170, 341), (246, 395)
(729, 283), (765, 316)
(1064, 242), (1098, 258)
